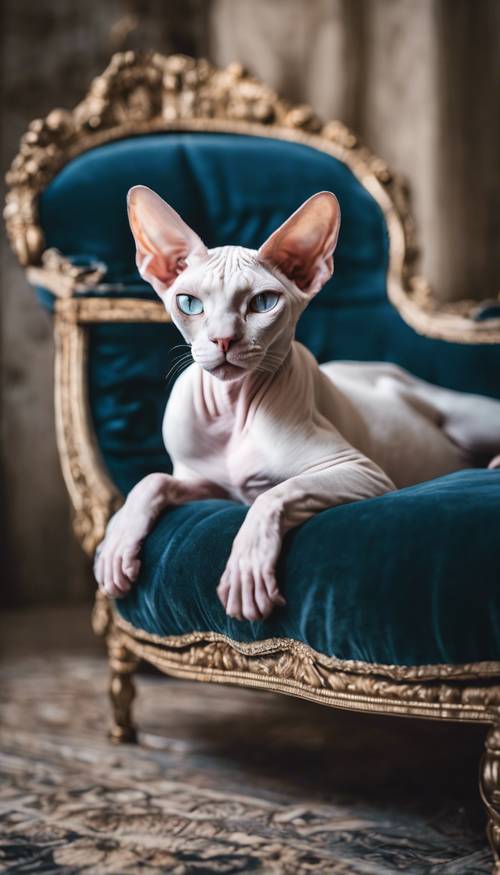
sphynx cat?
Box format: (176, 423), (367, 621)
(94, 186), (500, 621)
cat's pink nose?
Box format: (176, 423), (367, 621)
(211, 336), (236, 354)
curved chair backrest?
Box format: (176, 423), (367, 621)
(5, 53), (500, 549)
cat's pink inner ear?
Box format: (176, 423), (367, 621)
(127, 186), (208, 295)
(258, 192), (341, 297)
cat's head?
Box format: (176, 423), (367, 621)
(127, 186), (340, 382)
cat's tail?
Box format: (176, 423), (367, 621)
(488, 454), (500, 470)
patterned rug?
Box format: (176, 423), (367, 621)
(0, 648), (492, 874)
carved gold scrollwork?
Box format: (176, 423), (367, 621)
(27, 248), (107, 298)
(54, 306), (123, 555)
(3, 51), (322, 266)
(109, 615), (500, 722)
(51, 296), (171, 554)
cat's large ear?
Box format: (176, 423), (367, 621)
(258, 192), (340, 297)
(127, 186), (208, 296)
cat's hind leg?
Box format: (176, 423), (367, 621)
(409, 380), (500, 465)
(322, 360), (500, 467)
(356, 362), (500, 465)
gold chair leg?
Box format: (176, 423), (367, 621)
(107, 632), (139, 744)
(480, 723), (500, 873)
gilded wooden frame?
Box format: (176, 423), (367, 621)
(5, 51), (500, 869)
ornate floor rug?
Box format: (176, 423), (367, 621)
(0, 638), (492, 874)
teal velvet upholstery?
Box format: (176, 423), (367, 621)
(36, 131), (500, 666)
(117, 470), (500, 666)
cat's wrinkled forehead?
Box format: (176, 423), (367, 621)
(203, 245), (258, 279)
(182, 244), (283, 298)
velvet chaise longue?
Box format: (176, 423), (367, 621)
(5, 51), (500, 870)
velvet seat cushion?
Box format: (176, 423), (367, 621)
(116, 469), (500, 667)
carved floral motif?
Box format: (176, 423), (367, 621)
(110, 614), (500, 719)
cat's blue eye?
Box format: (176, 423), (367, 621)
(249, 292), (280, 313)
(176, 294), (204, 315)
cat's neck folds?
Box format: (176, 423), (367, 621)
(200, 349), (292, 418)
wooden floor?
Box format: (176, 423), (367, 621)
(0, 606), (493, 874)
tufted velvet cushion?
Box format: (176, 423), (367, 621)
(36, 131), (500, 666)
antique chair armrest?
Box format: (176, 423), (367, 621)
(53, 294), (170, 554)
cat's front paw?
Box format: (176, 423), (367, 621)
(488, 454), (500, 470)
(94, 507), (146, 599)
(217, 499), (286, 621)
(94, 472), (172, 598)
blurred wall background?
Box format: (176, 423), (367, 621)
(2, 0), (499, 606)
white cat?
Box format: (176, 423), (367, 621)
(94, 186), (500, 621)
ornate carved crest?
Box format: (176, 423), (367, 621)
(4, 50), (500, 342)
(3, 51), (341, 266)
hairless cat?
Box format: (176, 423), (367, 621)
(94, 187), (500, 621)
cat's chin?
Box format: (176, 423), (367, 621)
(207, 362), (248, 382)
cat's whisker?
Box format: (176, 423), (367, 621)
(166, 362), (193, 389)
(165, 352), (192, 373)
(165, 366), (185, 386)
(165, 352), (193, 385)
(167, 353), (193, 374)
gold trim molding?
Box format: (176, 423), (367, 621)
(54, 307), (123, 554)
(53, 296), (170, 553)
(56, 295), (169, 324)
(4, 50), (500, 343)
(89, 597), (500, 724)
(113, 612), (500, 683)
